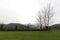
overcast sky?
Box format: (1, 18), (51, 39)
(0, 0), (60, 25)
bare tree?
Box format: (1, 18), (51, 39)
(37, 11), (42, 29)
(36, 3), (54, 30)
(42, 3), (54, 27)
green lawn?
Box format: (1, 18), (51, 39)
(0, 30), (60, 40)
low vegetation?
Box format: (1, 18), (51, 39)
(0, 30), (59, 40)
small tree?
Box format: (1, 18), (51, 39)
(15, 25), (17, 30)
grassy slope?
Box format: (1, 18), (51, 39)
(0, 30), (60, 40)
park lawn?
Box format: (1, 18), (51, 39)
(0, 30), (60, 40)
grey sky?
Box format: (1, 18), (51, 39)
(0, 0), (60, 25)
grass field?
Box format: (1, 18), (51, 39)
(0, 30), (60, 40)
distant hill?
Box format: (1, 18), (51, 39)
(3, 23), (26, 30)
(50, 24), (60, 29)
(1, 23), (60, 31)
(3, 23), (38, 31)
